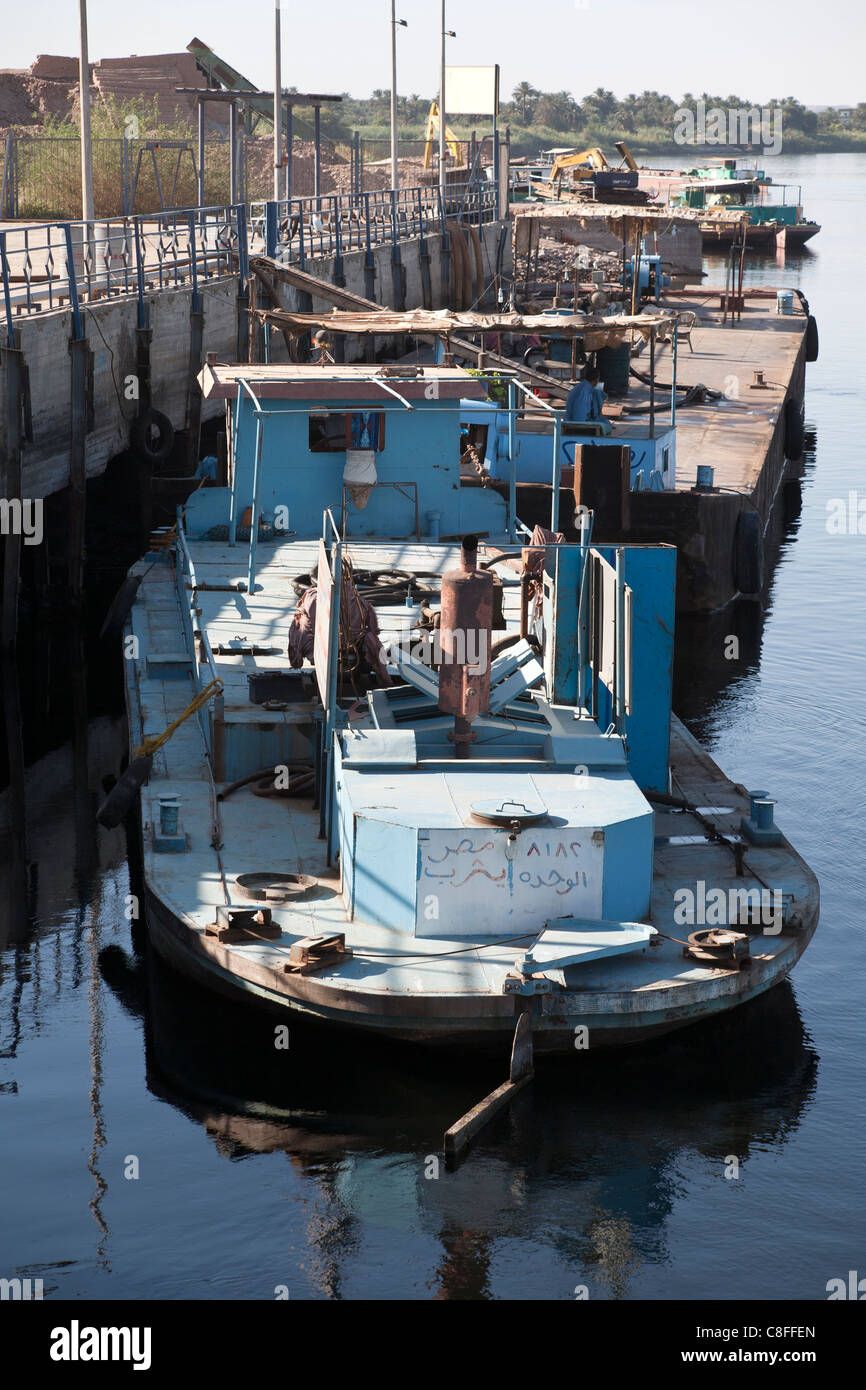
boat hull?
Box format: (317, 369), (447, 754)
(701, 222), (820, 248)
(143, 872), (818, 1055)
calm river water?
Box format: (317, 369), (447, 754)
(1, 154), (863, 1300)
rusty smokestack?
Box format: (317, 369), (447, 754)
(438, 535), (493, 758)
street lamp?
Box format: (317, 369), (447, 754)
(390, 3), (407, 192)
(439, 4), (456, 193)
(78, 0), (94, 223)
(273, 0), (282, 202)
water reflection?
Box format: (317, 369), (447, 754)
(99, 936), (818, 1299)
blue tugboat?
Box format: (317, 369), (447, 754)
(101, 360), (818, 1052)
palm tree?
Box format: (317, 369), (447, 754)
(512, 81), (540, 123)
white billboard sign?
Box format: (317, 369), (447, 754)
(444, 65), (500, 117)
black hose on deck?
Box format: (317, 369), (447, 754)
(630, 365), (723, 399)
(621, 383), (718, 414)
(217, 764), (313, 802)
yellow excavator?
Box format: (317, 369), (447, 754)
(542, 141), (646, 203)
(422, 101), (464, 172)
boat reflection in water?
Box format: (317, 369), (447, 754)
(101, 938), (818, 1300)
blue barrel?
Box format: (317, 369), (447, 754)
(776, 289), (794, 315)
(695, 464), (715, 490)
(596, 342), (631, 397)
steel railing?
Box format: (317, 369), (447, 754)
(251, 182), (497, 270)
(1, 183), (497, 335)
(0, 203), (248, 343)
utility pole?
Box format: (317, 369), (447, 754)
(273, 0), (282, 201)
(78, 0), (94, 222)
(389, 2), (407, 192)
(439, 1), (446, 193)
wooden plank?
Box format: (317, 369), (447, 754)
(444, 1075), (532, 1160)
(443, 1013), (533, 1161)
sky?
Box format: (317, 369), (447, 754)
(5, 0), (864, 107)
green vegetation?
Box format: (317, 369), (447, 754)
(26, 85), (866, 157)
(315, 86), (866, 157)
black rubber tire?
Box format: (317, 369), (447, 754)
(734, 508), (763, 597)
(784, 397), (805, 462)
(133, 407), (174, 465)
(805, 314), (819, 363)
(99, 574), (142, 640)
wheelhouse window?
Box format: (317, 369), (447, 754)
(309, 411), (387, 453)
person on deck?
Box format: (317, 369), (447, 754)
(565, 368), (610, 434)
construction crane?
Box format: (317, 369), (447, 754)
(423, 101), (463, 172)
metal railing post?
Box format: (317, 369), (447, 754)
(297, 200), (306, 271)
(187, 212), (200, 312)
(63, 222), (83, 341)
(236, 201), (249, 288)
(264, 201), (278, 260)
(0, 233), (14, 348)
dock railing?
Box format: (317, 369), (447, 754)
(0, 203), (248, 343)
(1, 183), (497, 333)
(253, 182), (496, 268)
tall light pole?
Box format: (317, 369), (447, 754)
(439, 5), (455, 193)
(273, 0), (282, 201)
(390, 4), (407, 192)
(78, 0), (94, 222)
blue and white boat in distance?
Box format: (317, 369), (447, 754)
(110, 361), (818, 1052)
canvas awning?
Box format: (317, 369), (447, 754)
(253, 306), (678, 350)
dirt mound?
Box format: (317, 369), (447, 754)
(0, 73), (38, 127)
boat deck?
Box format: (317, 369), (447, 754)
(620, 293), (807, 495)
(128, 540), (818, 1043)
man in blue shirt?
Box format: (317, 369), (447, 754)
(565, 367), (610, 433)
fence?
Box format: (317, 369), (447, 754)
(1, 132), (503, 221)
(0, 183), (499, 334)
(252, 182), (498, 271)
(0, 204), (248, 343)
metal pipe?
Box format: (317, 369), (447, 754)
(197, 99), (205, 208)
(390, 1), (401, 192)
(285, 102), (293, 201)
(649, 325), (655, 440)
(246, 415), (264, 594)
(551, 411), (562, 531)
(323, 536), (343, 852)
(615, 547), (626, 733)
(507, 378), (516, 540)
(228, 390), (242, 545)
(439, 1), (447, 194)
(577, 509), (593, 708)
(671, 321), (678, 428)
(314, 107), (322, 208)
(229, 100), (238, 205)
(273, 0), (282, 202)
